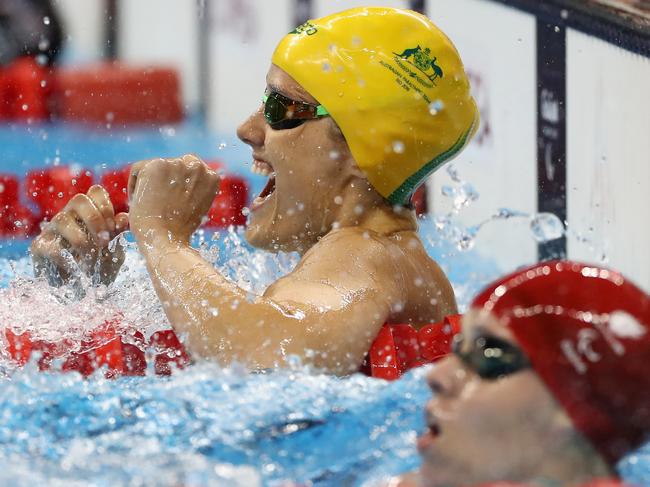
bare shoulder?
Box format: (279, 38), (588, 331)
(265, 227), (404, 305)
(295, 226), (408, 282)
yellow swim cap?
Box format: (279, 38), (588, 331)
(272, 7), (479, 205)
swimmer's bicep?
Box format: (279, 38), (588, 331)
(263, 247), (400, 311)
(263, 277), (352, 310)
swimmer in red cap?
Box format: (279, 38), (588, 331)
(396, 261), (649, 487)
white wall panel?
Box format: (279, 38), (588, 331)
(119, 0), (198, 109)
(313, 0), (409, 17)
(54, 0), (105, 63)
(425, 0), (538, 273)
(566, 29), (650, 292)
(208, 0), (293, 133)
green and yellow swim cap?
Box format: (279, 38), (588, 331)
(272, 7), (479, 205)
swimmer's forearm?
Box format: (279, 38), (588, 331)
(133, 227), (373, 371)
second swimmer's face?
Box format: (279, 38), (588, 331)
(418, 310), (573, 486)
(236, 65), (354, 253)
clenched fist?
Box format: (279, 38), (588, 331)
(128, 155), (220, 243)
(30, 185), (129, 286)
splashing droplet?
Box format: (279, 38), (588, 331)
(530, 213), (565, 242)
(428, 100), (444, 116)
(392, 141), (405, 154)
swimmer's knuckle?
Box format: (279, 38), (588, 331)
(71, 193), (90, 206)
(51, 212), (68, 225)
(86, 211), (104, 225)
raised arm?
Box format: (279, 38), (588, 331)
(128, 156), (402, 374)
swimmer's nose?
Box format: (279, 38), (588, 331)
(426, 356), (464, 398)
(236, 107), (265, 148)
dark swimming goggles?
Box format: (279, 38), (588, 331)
(262, 90), (330, 130)
(452, 333), (531, 380)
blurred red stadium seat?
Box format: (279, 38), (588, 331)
(0, 57), (50, 122)
(50, 63), (183, 126)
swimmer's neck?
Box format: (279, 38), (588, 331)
(334, 177), (417, 235)
(335, 200), (417, 236)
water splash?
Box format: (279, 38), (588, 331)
(0, 227), (300, 363)
(529, 213), (565, 242)
(436, 166), (565, 252)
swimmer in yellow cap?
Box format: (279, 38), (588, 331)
(31, 7), (479, 374)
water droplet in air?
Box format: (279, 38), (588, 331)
(441, 185), (456, 198)
(392, 141), (405, 154)
(334, 196), (343, 205)
(429, 100), (444, 115)
(560, 9), (569, 19)
(43, 16), (50, 25)
(329, 150), (340, 160)
(241, 207), (250, 216)
(57, 192), (63, 198)
(322, 62), (331, 72)
(21, 104), (28, 111)
(219, 142), (227, 150)
(554, 26), (560, 33)
(530, 213), (565, 242)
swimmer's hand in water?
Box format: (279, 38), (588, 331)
(127, 154), (220, 243)
(30, 185), (129, 286)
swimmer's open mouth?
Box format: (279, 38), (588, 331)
(251, 159), (276, 210)
(417, 413), (441, 451)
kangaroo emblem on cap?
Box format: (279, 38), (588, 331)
(396, 46), (444, 82)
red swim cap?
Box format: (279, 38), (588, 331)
(471, 261), (650, 466)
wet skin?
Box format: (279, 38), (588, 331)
(30, 65), (457, 374)
(402, 309), (612, 487)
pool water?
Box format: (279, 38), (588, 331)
(0, 123), (648, 486)
(0, 228), (648, 486)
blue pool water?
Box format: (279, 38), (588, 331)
(0, 122), (648, 486)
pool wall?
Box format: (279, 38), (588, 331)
(423, 0), (650, 291)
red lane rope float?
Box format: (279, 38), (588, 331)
(26, 166), (94, 220)
(100, 162), (249, 228)
(100, 166), (131, 215)
(0, 173), (38, 237)
(360, 315), (462, 380)
(4, 315), (461, 379)
(5, 317), (189, 377)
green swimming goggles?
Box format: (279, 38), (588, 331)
(262, 90), (330, 130)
